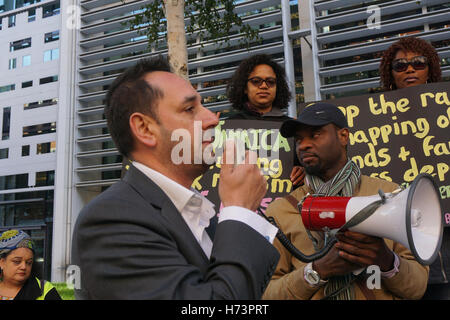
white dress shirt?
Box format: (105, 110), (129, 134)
(133, 162), (278, 259)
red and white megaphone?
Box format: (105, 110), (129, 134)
(299, 173), (443, 265)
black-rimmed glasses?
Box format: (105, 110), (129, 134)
(247, 77), (277, 88)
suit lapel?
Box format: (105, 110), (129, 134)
(122, 164), (167, 208)
(122, 165), (210, 267)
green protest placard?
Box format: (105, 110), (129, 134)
(192, 119), (295, 213)
(301, 82), (450, 226)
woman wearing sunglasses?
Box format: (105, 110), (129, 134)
(380, 36), (442, 90)
(226, 54), (304, 187)
(380, 37), (448, 300)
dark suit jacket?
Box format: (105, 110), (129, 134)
(72, 165), (280, 299)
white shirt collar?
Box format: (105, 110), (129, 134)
(132, 161), (215, 255)
(132, 161), (194, 213)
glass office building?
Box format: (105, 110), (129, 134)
(0, 0), (61, 280)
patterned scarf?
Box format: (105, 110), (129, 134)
(0, 229), (35, 257)
(305, 159), (361, 300)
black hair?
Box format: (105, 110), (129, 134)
(226, 54), (292, 110)
(105, 57), (171, 157)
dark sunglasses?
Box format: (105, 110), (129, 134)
(248, 77), (277, 88)
(392, 56), (428, 72)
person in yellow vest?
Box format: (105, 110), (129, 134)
(0, 229), (61, 300)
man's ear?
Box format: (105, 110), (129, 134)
(338, 127), (349, 148)
(129, 112), (158, 148)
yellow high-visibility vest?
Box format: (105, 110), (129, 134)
(35, 277), (55, 300)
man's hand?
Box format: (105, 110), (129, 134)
(312, 244), (361, 280)
(290, 166), (305, 186)
(313, 231), (395, 279)
(335, 231), (394, 272)
(219, 140), (267, 212)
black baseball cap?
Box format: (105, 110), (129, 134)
(280, 102), (348, 138)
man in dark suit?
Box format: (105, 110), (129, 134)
(71, 57), (280, 299)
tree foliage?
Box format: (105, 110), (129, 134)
(124, 0), (261, 50)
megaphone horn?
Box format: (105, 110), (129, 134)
(299, 173), (443, 265)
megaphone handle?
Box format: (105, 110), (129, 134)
(339, 197), (385, 231)
(258, 208), (337, 263)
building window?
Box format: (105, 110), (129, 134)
(43, 2), (60, 18)
(0, 190), (54, 227)
(22, 145), (30, 157)
(28, 8), (36, 22)
(44, 31), (59, 43)
(39, 75), (58, 85)
(35, 171), (54, 187)
(24, 98), (58, 110)
(0, 148), (8, 159)
(43, 48), (59, 62)
(2, 107), (11, 140)
(10, 38), (32, 52)
(8, 15), (16, 28)
(22, 81), (33, 89)
(0, 0), (42, 13)
(0, 174), (28, 191)
(0, 84), (15, 93)
(36, 141), (56, 155)
(23, 55), (31, 67)
(23, 122), (56, 137)
(8, 58), (17, 70)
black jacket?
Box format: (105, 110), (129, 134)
(72, 165), (280, 299)
(226, 107), (300, 167)
(428, 228), (450, 284)
(14, 277), (61, 300)
(226, 107), (292, 122)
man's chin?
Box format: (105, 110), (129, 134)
(189, 163), (210, 181)
(304, 164), (322, 177)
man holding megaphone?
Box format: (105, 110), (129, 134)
(262, 102), (430, 300)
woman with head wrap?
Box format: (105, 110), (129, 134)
(0, 229), (61, 300)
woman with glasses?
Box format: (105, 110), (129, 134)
(227, 54), (292, 120)
(380, 36), (448, 300)
(379, 36), (442, 90)
(226, 54), (304, 186)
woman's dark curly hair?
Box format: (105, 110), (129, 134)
(379, 37), (441, 91)
(226, 54), (292, 110)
